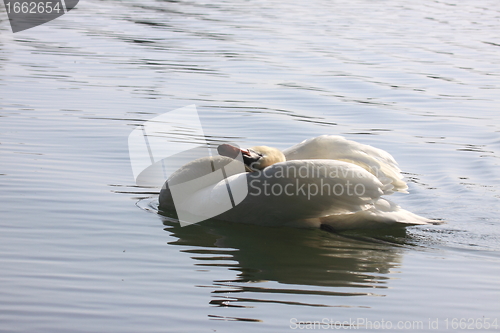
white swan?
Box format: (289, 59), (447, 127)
(159, 135), (441, 231)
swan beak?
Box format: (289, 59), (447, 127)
(217, 144), (262, 170)
(217, 143), (248, 159)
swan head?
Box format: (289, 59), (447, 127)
(217, 144), (285, 171)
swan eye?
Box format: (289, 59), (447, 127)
(242, 149), (263, 170)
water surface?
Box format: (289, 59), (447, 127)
(1, 0), (499, 332)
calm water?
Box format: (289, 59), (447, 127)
(1, 0), (500, 332)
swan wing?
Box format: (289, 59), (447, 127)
(212, 159), (388, 227)
(283, 135), (408, 194)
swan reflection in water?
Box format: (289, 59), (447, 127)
(158, 211), (412, 317)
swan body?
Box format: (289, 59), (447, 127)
(159, 135), (440, 231)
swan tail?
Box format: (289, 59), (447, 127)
(316, 198), (443, 231)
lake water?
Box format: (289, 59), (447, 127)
(1, 0), (499, 332)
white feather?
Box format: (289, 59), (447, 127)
(159, 136), (441, 230)
(283, 135), (408, 194)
